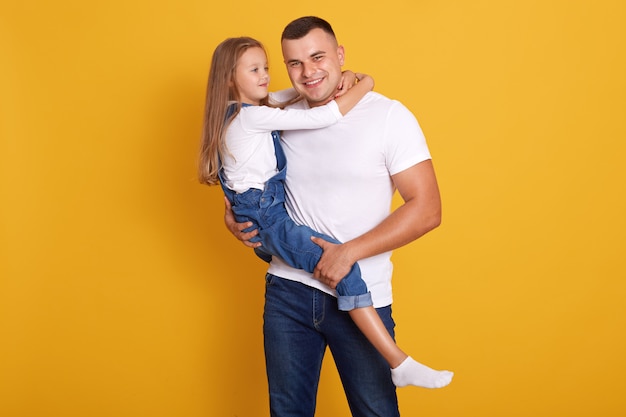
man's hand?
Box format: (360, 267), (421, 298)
(224, 197), (261, 248)
(310, 236), (355, 289)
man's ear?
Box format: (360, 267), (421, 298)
(337, 45), (345, 66)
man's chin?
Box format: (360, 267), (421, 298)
(300, 90), (334, 107)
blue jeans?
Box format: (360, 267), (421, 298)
(223, 180), (372, 311)
(263, 274), (400, 417)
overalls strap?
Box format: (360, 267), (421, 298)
(219, 103), (286, 197)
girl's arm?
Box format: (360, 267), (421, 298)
(268, 88), (300, 106)
(240, 72), (372, 133)
(333, 72), (374, 116)
(334, 70), (357, 98)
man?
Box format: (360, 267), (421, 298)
(225, 16), (443, 417)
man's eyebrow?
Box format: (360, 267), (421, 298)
(286, 50), (326, 64)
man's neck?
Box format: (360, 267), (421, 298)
(307, 95), (335, 108)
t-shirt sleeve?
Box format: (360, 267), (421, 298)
(384, 101), (432, 176)
(240, 101), (342, 133)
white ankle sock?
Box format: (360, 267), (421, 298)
(391, 356), (454, 388)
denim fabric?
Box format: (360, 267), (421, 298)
(220, 126), (372, 310)
(263, 274), (399, 417)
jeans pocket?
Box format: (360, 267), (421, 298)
(265, 272), (276, 286)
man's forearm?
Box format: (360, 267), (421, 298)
(345, 196), (441, 263)
(312, 160), (441, 284)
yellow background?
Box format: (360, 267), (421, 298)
(2, 1), (625, 416)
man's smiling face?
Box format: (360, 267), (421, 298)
(281, 28), (345, 107)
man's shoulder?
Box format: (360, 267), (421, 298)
(362, 91), (405, 109)
(364, 91), (390, 101)
(361, 92), (413, 118)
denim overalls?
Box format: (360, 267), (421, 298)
(219, 104), (372, 311)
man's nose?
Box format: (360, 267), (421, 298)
(301, 62), (315, 78)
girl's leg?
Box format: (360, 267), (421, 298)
(348, 306), (454, 389)
(322, 301), (400, 417)
(348, 307), (407, 368)
(261, 211), (453, 388)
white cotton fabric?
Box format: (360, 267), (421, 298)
(267, 91), (431, 308)
(221, 99), (342, 193)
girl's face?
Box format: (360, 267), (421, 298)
(233, 47), (270, 105)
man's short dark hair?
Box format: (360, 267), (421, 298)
(281, 16), (336, 41)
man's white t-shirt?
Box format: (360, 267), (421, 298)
(267, 91), (431, 308)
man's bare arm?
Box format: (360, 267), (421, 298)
(311, 159), (441, 288)
(223, 197), (261, 248)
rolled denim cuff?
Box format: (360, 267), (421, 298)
(337, 292), (373, 311)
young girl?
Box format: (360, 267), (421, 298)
(198, 36), (453, 389)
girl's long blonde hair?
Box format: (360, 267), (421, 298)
(198, 37), (269, 186)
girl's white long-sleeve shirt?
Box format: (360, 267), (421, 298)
(221, 99), (342, 193)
